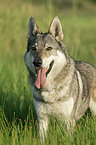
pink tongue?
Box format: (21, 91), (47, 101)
(35, 69), (47, 89)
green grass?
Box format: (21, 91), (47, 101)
(0, 0), (96, 144)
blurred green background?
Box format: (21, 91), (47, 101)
(0, 0), (96, 123)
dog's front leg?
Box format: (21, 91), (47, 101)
(33, 98), (49, 142)
(38, 116), (49, 143)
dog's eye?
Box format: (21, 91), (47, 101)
(31, 47), (36, 51)
(46, 47), (53, 51)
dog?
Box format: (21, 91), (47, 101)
(25, 16), (96, 141)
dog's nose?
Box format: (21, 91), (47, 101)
(33, 58), (42, 67)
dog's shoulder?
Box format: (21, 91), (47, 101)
(75, 61), (96, 92)
(75, 61), (96, 78)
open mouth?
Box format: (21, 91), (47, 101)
(35, 60), (54, 89)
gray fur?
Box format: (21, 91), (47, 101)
(25, 16), (96, 142)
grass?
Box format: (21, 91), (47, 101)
(0, 0), (96, 144)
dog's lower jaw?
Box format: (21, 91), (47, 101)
(46, 60), (54, 76)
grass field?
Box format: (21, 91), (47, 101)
(0, 0), (96, 144)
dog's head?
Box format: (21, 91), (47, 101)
(25, 16), (67, 89)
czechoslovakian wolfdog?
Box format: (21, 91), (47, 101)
(25, 16), (96, 141)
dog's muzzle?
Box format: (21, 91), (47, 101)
(33, 58), (42, 68)
(33, 58), (54, 89)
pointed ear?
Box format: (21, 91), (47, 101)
(49, 16), (63, 41)
(27, 17), (41, 38)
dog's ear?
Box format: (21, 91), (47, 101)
(49, 16), (63, 41)
(28, 17), (41, 38)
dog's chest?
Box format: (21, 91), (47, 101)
(51, 97), (74, 118)
(33, 95), (74, 119)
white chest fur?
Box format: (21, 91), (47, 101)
(33, 97), (74, 119)
(54, 97), (74, 117)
